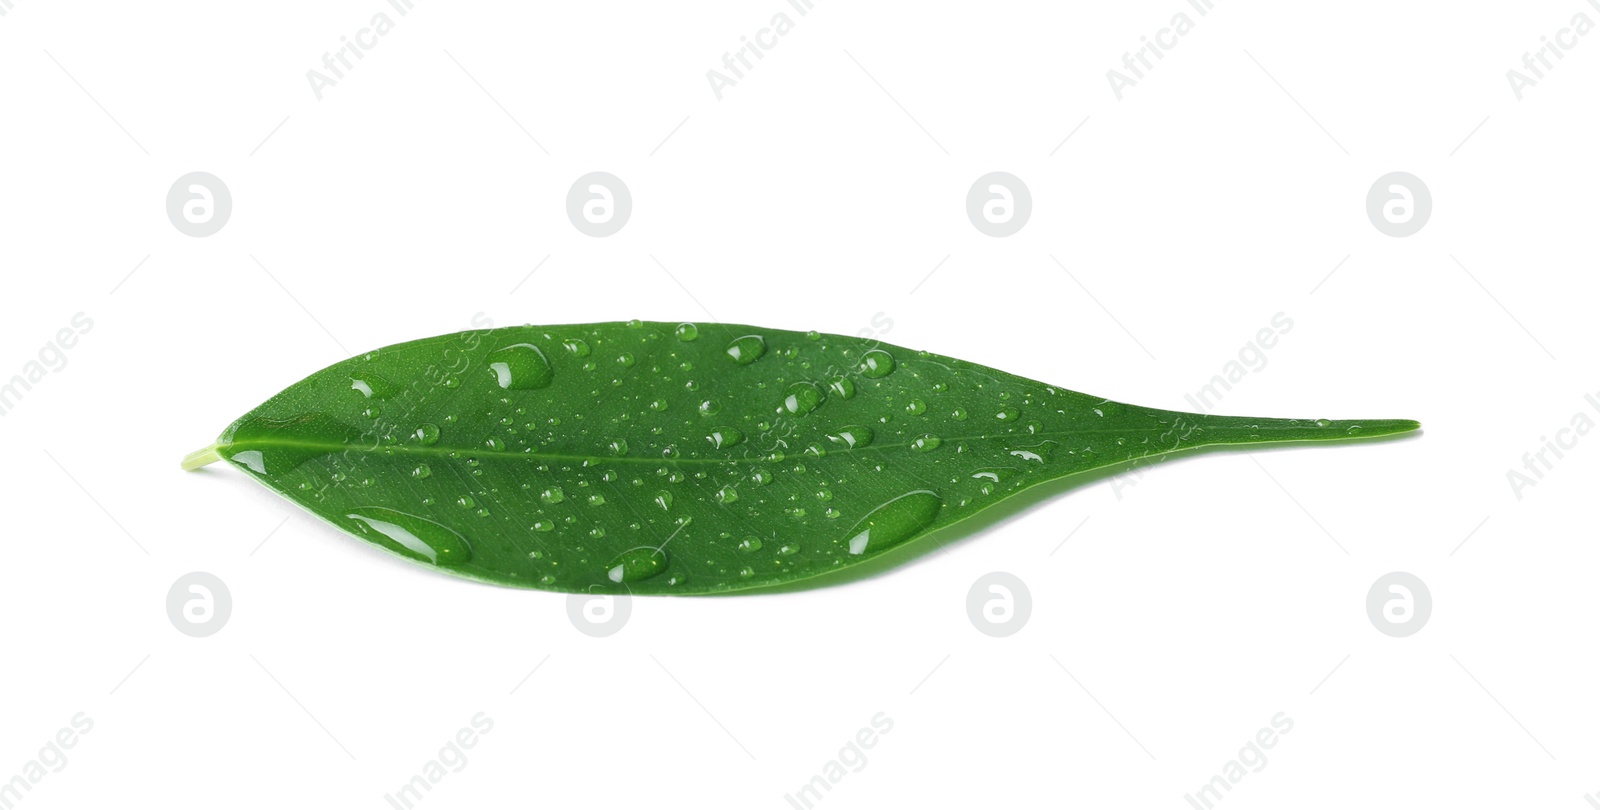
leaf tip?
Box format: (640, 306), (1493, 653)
(181, 444), (223, 471)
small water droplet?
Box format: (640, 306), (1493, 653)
(541, 487), (565, 504)
(909, 434), (943, 452)
(828, 377), (856, 399)
(716, 485), (740, 504)
(1315, 418), (1333, 428)
(906, 399), (927, 416)
(654, 491), (673, 510)
(616, 352), (636, 368)
(738, 537), (763, 552)
(608, 438), (630, 456)
(563, 338), (591, 357)
(411, 464), (431, 479)
(675, 323), (700, 342)
(413, 423), (440, 445)
(995, 407), (1019, 422)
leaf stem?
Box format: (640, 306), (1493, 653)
(181, 444), (223, 471)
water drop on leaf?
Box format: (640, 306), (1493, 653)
(843, 491), (942, 556)
(725, 335), (767, 365)
(606, 547), (668, 583)
(346, 508), (471, 566)
(489, 344), (554, 390)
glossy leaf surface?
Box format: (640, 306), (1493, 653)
(184, 321), (1418, 594)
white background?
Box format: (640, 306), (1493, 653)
(2, 1), (1596, 807)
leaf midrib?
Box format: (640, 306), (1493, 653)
(220, 422), (1314, 468)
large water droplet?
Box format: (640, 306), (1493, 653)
(725, 335), (767, 365)
(707, 428), (744, 449)
(782, 382), (824, 416)
(489, 344), (554, 390)
(826, 426), (874, 448)
(222, 413), (350, 474)
(563, 338), (591, 357)
(350, 373), (399, 399)
(1008, 440), (1057, 463)
(857, 350), (895, 378)
(606, 547), (668, 583)
(347, 508), (471, 566)
(413, 423), (440, 445)
(844, 491), (942, 556)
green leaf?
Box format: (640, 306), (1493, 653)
(183, 321), (1418, 594)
